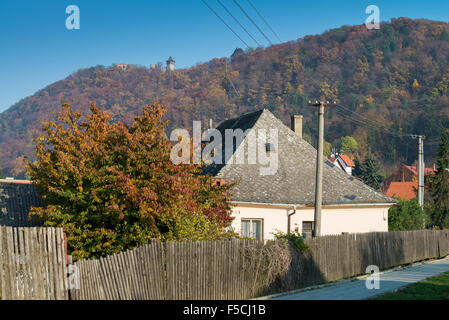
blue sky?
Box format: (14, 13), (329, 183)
(1, 0), (449, 112)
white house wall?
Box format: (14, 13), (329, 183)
(231, 206), (289, 240)
(230, 204), (389, 240)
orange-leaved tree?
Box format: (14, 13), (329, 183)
(27, 102), (233, 259)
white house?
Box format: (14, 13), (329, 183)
(204, 109), (396, 240)
(329, 154), (355, 175)
(115, 64), (128, 71)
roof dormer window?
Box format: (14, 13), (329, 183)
(266, 143), (275, 153)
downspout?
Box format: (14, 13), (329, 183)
(287, 205), (297, 234)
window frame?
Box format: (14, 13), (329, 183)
(240, 218), (264, 241)
(301, 221), (314, 239)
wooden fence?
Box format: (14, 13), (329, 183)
(71, 229), (449, 300)
(71, 240), (265, 300)
(1, 227), (447, 300)
(304, 230), (449, 283)
(0, 226), (68, 300)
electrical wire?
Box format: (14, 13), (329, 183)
(201, 0), (250, 48)
(246, 0), (282, 42)
(333, 105), (443, 164)
(232, 0), (273, 46)
(333, 105), (409, 138)
(330, 104), (445, 163)
(334, 104), (414, 138)
(216, 0), (262, 47)
(225, 61), (241, 96)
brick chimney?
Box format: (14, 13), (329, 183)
(291, 115), (303, 138)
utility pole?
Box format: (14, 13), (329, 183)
(225, 60), (240, 97)
(418, 135), (425, 209)
(411, 134), (425, 209)
(309, 100), (336, 237)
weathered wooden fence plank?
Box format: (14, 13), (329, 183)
(0, 226), (68, 300)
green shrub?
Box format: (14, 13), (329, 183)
(388, 198), (428, 231)
(273, 231), (309, 253)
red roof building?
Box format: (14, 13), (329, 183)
(383, 163), (437, 200)
(403, 165), (437, 176)
(384, 182), (418, 200)
(328, 154), (355, 175)
(338, 154), (355, 167)
(384, 163), (436, 192)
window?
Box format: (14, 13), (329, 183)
(302, 221), (314, 239)
(265, 143), (275, 152)
(241, 219), (263, 240)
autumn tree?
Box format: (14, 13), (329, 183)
(340, 136), (359, 155)
(323, 140), (332, 157)
(412, 78), (419, 94)
(430, 132), (449, 228)
(27, 102), (234, 259)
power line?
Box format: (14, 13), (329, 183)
(225, 60), (241, 97)
(334, 111), (403, 138)
(216, 0), (262, 47)
(201, 0), (250, 48)
(335, 104), (412, 137)
(333, 106), (442, 164)
(335, 104), (434, 139)
(246, 0), (281, 42)
(339, 105), (444, 142)
(231, 0), (273, 46)
(333, 106), (409, 138)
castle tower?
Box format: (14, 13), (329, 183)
(166, 56), (175, 72)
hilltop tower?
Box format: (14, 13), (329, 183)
(166, 56), (175, 72)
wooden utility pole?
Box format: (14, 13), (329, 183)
(309, 100), (336, 237)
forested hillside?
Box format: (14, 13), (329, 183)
(1, 17), (449, 178)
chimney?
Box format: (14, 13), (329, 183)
(433, 163), (436, 171)
(291, 115), (303, 138)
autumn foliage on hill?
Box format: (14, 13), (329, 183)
(26, 102), (233, 259)
(3, 18), (449, 177)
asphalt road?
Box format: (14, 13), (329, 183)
(266, 256), (449, 300)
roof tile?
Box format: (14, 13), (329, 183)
(204, 109), (396, 206)
(0, 182), (42, 227)
(384, 182), (417, 200)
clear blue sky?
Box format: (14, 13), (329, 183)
(1, 0), (449, 112)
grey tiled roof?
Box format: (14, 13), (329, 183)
(204, 109), (396, 206)
(0, 182), (43, 227)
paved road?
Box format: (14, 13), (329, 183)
(269, 256), (449, 300)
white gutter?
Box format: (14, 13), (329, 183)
(230, 201), (395, 207)
(322, 203), (396, 207)
(230, 201), (305, 208)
